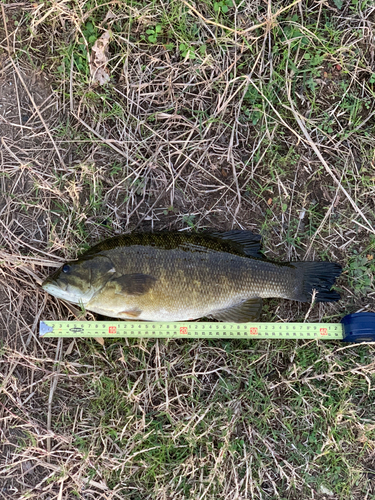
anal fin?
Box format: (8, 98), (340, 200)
(209, 298), (263, 323)
(118, 309), (142, 318)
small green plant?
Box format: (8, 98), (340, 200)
(179, 43), (196, 59)
(57, 20), (99, 77)
(145, 24), (162, 43)
(213, 0), (233, 14)
(82, 21), (97, 45)
(347, 253), (373, 295)
(321, 113), (335, 134)
(131, 178), (146, 196)
(110, 162), (122, 176)
(242, 86), (264, 125)
(182, 214), (196, 228)
(163, 206), (177, 216)
(178, 43), (206, 60)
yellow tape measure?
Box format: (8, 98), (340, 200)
(40, 320), (343, 339)
(39, 314), (375, 342)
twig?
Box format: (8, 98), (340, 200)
(47, 338), (63, 461)
(304, 290), (317, 322)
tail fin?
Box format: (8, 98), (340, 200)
(292, 262), (342, 303)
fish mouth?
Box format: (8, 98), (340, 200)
(42, 277), (95, 306)
(42, 276), (55, 287)
(42, 276), (67, 292)
(42, 278), (81, 304)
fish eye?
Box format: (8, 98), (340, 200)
(62, 264), (70, 274)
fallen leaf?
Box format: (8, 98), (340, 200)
(65, 340), (75, 355)
(94, 337), (105, 346)
(102, 10), (116, 24)
(90, 30), (111, 85)
(319, 485), (334, 497)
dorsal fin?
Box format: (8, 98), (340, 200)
(207, 230), (263, 259)
(82, 230), (264, 260)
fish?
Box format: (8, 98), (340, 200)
(42, 231), (342, 322)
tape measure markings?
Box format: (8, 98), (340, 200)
(40, 321), (343, 340)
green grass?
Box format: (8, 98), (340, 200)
(27, 336), (375, 498)
(0, 0), (374, 498)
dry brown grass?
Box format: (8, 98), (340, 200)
(1, 0), (375, 498)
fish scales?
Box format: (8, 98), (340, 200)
(42, 231), (342, 322)
(90, 245), (293, 320)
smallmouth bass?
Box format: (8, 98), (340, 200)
(42, 231), (342, 322)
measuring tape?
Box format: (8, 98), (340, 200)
(39, 313), (375, 342)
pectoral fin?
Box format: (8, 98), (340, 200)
(112, 273), (157, 296)
(209, 298), (263, 323)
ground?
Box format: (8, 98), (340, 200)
(0, 0), (375, 499)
